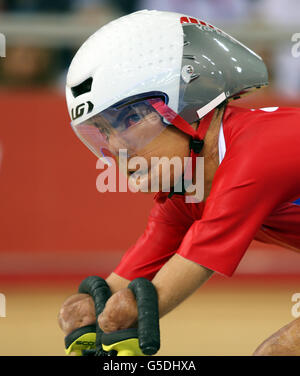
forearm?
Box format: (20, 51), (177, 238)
(106, 272), (131, 293)
(98, 254), (214, 333)
(108, 254), (214, 318)
(151, 254), (214, 318)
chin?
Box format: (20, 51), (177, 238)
(128, 170), (152, 193)
(128, 168), (183, 194)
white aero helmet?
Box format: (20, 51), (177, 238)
(66, 10), (268, 164)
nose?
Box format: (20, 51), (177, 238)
(108, 134), (126, 155)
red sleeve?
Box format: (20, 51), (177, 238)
(114, 196), (199, 280)
(255, 202), (300, 251)
(177, 109), (300, 276)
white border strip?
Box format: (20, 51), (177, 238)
(197, 92), (227, 119)
(218, 122), (226, 164)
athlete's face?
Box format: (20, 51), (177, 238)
(119, 123), (192, 192)
(75, 99), (195, 192)
(103, 104), (194, 192)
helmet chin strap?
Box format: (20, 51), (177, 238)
(151, 99), (215, 202)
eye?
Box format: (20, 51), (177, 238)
(124, 113), (143, 128)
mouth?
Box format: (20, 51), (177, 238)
(128, 167), (149, 177)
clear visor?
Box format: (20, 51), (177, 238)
(72, 95), (173, 165)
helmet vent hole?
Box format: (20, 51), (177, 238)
(71, 77), (93, 98)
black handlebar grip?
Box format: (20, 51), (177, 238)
(78, 276), (111, 348)
(128, 278), (160, 355)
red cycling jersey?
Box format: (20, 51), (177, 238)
(114, 105), (300, 279)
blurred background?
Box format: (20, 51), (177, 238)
(0, 0), (299, 356)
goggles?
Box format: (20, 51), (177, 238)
(71, 93), (174, 165)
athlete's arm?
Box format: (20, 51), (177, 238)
(152, 254), (213, 317)
(98, 254), (213, 333)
